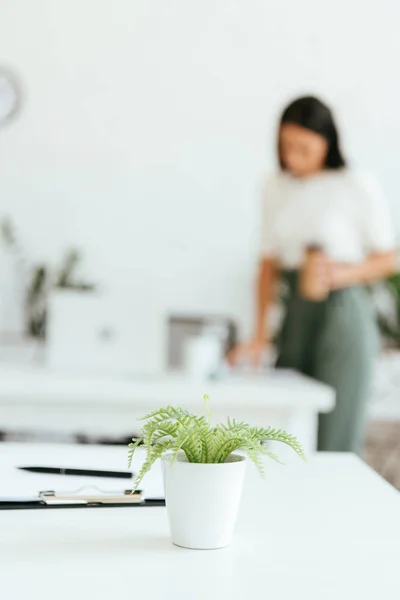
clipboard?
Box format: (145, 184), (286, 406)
(0, 485), (165, 510)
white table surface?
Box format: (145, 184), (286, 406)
(0, 365), (333, 409)
(0, 366), (334, 454)
(0, 443), (399, 600)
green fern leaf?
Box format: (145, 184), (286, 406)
(127, 397), (305, 486)
(128, 436), (143, 468)
(132, 439), (175, 491)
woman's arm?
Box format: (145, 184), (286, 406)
(330, 251), (397, 289)
(228, 175), (280, 365)
(336, 172), (398, 289)
(253, 257), (279, 342)
(228, 257), (278, 366)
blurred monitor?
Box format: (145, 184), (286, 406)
(47, 290), (166, 376)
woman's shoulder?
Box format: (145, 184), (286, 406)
(260, 172), (289, 215)
(262, 170), (288, 196)
(337, 167), (383, 197)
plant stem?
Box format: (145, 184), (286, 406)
(204, 394), (211, 424)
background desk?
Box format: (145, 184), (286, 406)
(0, 443), (399, 600)
(0, 366), (334, 452)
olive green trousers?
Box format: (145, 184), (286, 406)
(276, 271), (379, 453)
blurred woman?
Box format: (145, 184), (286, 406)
(231, 96), (397, 452)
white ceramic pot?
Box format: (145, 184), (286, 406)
(162, 453), (246, 550)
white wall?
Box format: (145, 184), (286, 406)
(1, 0), (400, 335)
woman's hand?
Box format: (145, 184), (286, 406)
(301, 253), (362, 291)
(329, 262), (355, 290)
(329, 251), (397, 289)
(304, 256), (370, 292)
(227, 336), (267, 367)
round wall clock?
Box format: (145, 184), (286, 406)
(0, 67), (23, 127)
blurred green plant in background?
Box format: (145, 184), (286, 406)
(0, 217), (96, 340)
(375, 273), (400, 349)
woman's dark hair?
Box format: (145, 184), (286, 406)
(278, 96), (346, 170)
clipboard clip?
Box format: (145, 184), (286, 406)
(39, 485), (142, 506)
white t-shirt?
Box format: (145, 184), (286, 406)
(261, 169), (396, 268)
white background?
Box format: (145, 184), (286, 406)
(1, 0), (400, 335)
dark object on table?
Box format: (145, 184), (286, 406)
(19, 466), (133, 479)
(76, 434), (143, 446)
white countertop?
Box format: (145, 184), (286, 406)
(0, 443), (398, 599)
(0, 365), (334, 411)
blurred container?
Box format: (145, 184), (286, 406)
(168, 315), (236, 370)
(299, 244), (329, 301)
(183, 325), (224, 378)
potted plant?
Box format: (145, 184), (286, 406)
(128, 395), (304, 550)
(0, 217), (96, 341)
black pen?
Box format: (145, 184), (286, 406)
(18, 466), (133, 480)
